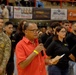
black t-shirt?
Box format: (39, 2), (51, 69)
(66, 33), (76, 50)
(8, 34), (16, 63)
(14, 31), (25, 45)
(44, 34), (54, 49)
(46, 40), (70, 69)
(40, 33), (51, 44)
(70, 44), (76, 57)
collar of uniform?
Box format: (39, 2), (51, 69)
(55, 40), (64, 44)
(55, 40), (68, 46)
(23, 37), (38, 44)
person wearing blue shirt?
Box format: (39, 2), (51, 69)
(36, 0), (44, 8)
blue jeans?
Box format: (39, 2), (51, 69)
(48, 66), (68, 75)
(68, 61), (75, 75)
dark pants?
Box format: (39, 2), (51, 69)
(6, 62), (14, 75)
(48, 66), (68, 75)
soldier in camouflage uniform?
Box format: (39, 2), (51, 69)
(4, 21), (15, 75)
(0, 18), (11, 75)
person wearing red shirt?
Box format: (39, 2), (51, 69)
(15, 22), (61, 75)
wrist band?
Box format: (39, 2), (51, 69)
(34, 50), (39, 54)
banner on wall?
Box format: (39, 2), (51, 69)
(51, 9), (67, 20)
(21, 7), (32, 19)
(68, 10), (76, 21)
(32, 8), (50, 20)
(0, 6), (14, 18)
(14, 6), (21, 18)
(14, 6), (32, 19)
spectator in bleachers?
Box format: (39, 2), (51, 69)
(15, 0), (21, 6)
(36, 0), (44, 8)
(8, 0), (15, 6)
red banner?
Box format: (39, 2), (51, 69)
(68, 10), (76, 21)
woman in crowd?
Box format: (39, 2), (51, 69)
(14, 20), (26, 45)
(46, 26), (74, 75)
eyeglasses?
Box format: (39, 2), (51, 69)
(60, 31), (67, 33)
(64, 25), (69, 26)
(27, 29), (38, 32)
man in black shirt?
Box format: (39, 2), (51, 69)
(40, 26), (52, 44)
(62, 20), (69, 32)
(66, 22), (76, 75)
(44, 22), (60, 49)
(66, 22), (76, 50)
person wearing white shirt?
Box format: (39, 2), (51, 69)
(1, 4), (9, 23)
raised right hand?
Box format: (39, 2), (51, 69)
(35, 43), (44, 53)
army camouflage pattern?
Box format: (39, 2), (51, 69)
(0, 32), (11, 75)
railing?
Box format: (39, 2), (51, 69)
(43, 0), (76, 8)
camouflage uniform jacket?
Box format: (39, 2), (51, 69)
(0, 32), (11, 75)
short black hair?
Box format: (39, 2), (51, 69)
(5, 21), (13, 26)
(23, 22), (36, 30)
(23, 22), (29, 30)
(72, 22), (76, 26)
(51, 22), (60, 28)
(62, 20), (69, 25)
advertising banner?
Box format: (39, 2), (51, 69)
(68, 9), (76, 21)
(32, 8), (50, 20)
(14, 6), (32, 19)
(21, 7), (32, 19)
(51, 9), (67, 20)
(14, 6), (21, 18)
